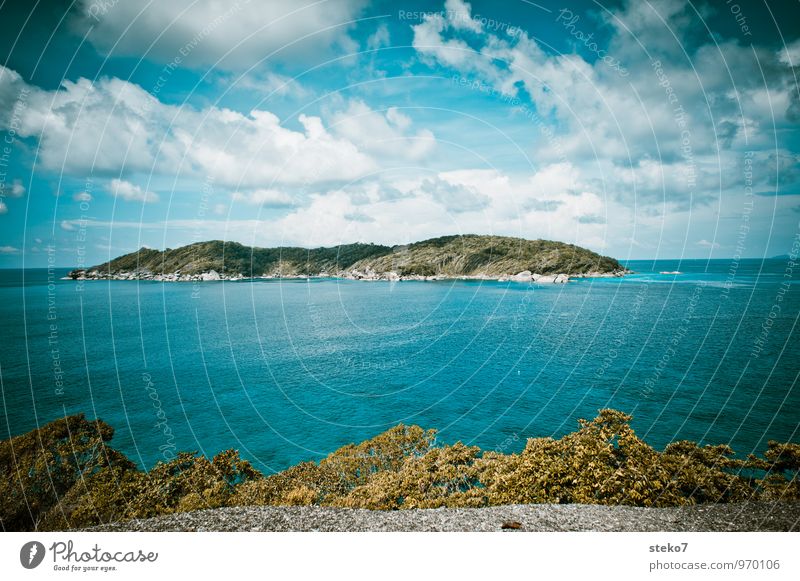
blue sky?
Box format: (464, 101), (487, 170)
(1, 0), (799, 267)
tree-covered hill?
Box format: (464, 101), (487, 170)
(352, 235), (623, 276)
(70, 235), (624, 278)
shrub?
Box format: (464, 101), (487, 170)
(4, 410), (799, 530)
(0, 414), (134, 531)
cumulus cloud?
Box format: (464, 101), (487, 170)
(0, 245), (19, 253)
(411, 0), (800, 208)
(0, 201), (7, 214)
(418, 176), (489, 213)
(109, 179), (159, 203)
(232, 189), (294, 207)
(219, 70), (309, 99)
(75, 0), (365, 70)
(0, 65), (399, 187)
(328, 100), (436, 161)
(525, 199), (563, 212)
(697, 239), (720, 249)
(366, 23), (391, 50)
(73, 191), (93, 202)
(10, 179), (25, 197)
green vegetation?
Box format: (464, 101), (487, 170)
(3, 410), (797, 530)
(69, 235), (624, 278)
(356, 235), (624, 276)
(76, 240), (392, 277)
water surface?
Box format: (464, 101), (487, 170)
(1, 259), (798, 473)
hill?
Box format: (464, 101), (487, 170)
(67, 235), (626, 281)
(351, 235), (622, 277)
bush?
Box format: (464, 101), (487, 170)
(37, 448), (259, 530)
(0, 414), (134, 531)
(4, 410), (799, 530)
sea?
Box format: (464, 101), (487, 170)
(1, 259), (798, 473)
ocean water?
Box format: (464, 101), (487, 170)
(1, 259), (798, 473)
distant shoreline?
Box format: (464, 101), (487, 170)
(63, 269), (632, 284)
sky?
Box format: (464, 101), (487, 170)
(1, 0), (799, 267)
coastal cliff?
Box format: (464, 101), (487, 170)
(67, 235), (628, 283)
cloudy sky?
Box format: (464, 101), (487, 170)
(1, 0), (799, 267)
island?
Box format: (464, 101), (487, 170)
(66, 235), (630, 284)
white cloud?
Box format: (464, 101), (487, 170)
(697, 239), (720, 249)
(73, 191), (93, 202)
(418, 176), (489, 213)
(76, 0), (365, 70)
(366, 23), (391, 50)
(529, 163), (580, 197)
(232, 189), (294, 207)
(10, 179), (25, 197)
(0, 201), (7, 214)
(411, 0), (800, 210)
(0, 245), (19, 253)
(0, 66), (382, 187)
(778, 39), (800, 66)
(328, 100), (436, 161)
(109, 179), (159, 203)
(221, 70), (309, 99)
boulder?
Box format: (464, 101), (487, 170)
(510, 270), (533, 282)
(201, 270), (221, 281)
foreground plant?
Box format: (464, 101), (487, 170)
(1, 410), (797, 531)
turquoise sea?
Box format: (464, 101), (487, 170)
(1, 259), (798, 473)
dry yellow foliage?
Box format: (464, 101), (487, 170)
(3, 410), (798, 531)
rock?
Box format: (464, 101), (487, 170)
(201, 270), (221, 281)
(510, 270), (533, 282)
(554, 274), (570, 284)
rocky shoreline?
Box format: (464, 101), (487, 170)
(65, 267), (631, 284)
(85, 502), (800, 532)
